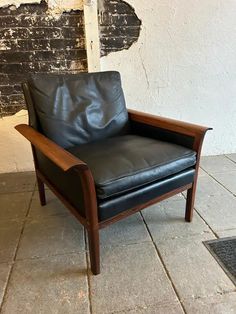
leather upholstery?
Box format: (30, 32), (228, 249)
(22, 83), (41, 131)
(22, 71), (198, 223)
(130, 120), (195, 149)
(67, 135), (196, 199)
(27, 71), (130, 148)
(34, 146), (195, 221)
(98, 168), (195, 221)
(35, 149), (86, 217)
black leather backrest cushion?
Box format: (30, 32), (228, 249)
(27, 71), (129, 148)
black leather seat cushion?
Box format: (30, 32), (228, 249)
(98, 168), (195, 221)
(27, 71), (129, 148)
(67, 135), (196, 199)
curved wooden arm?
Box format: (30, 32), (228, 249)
(15, 124), (88, 172)
(128, 109), (212, 138)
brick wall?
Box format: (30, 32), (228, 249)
(0, 1), (87, 117)
(0, 0), (141, 117)
(99, 0), (141, 56)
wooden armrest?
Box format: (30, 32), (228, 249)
(15, 124), (88, 172)
(128, 109), (212, 138)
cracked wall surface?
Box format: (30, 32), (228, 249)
(0, 1), (86, 117)
(101, 0), (236, 155)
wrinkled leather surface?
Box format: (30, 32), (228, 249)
(28, 71), (130, 148)
(67, 135), (196, 199)
(98, 168), (195, 221)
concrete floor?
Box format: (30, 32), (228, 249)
(0, 155), (236, 314)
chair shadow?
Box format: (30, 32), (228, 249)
(48, 268), (88, 279)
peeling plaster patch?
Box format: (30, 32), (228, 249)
(0, 0), (42, 8)
(98, 0), (141, 56)
(0, 41), (11, 51)
(47, 0), (83, 14)
(0, 0), (83, 11)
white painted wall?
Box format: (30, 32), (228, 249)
(0, 111), (34, 173)
(101, 0), (236, 155)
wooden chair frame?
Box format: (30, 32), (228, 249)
(16, 109), (211, 275)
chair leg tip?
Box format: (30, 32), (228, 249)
(185, 216), (192, 223)
(91, 268), (100, 275)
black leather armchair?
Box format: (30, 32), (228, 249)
(16, 71), (211, 275)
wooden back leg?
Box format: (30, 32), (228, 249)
(36, 176), (46, 206)
(185, 182), (197, 222)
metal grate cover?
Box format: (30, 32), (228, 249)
(204, 236), (236, 286)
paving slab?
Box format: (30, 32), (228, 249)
(226, 153), (236, 163)
(90, 242), (179, 314)
(0, 263), (11, 308)
(212, 171), (236, 195)
(156, 233), (235, 300)
(163, 193), (185, 202)
(29, 190), (69, 218)
(183, 292), (236, 314)
(0, 172), (36, 194)
(116, 301), (184, 314)
(0, 192), (32, 221)
(143, 199), (211, 242)
(195, 193), (236, 231)
(100, 213), (150, 247)
(1, 253), (89, 314)
(200, 155), (236, 174)
(216, 229), (236, 238)
(199, 167), (208, 176)
(16, 215), (85, 260)
(195, 175), (228, 198)
(0, 221), (23, 263)
(182, 175), (227, 199)
(34, 180), (49, 191)
(183, 175), (229, 200)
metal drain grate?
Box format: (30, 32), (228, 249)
(204, 236), (236, 286)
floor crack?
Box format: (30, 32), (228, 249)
(84, 228), (93, 314)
